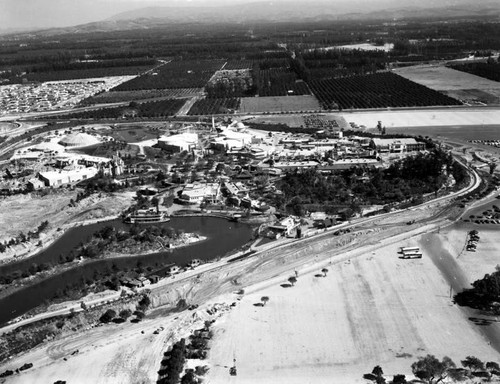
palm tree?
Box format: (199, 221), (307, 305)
(261, 296), (269, 306)
(321, 268), (329, 277)
(288, 276), (297, 286)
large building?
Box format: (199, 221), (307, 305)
(179, 182), (221, 204)
(370, 138), (425, 153)
(58, 132), (101, 148)
(38, 167), (99, 187)
(158, 133), (198, 153)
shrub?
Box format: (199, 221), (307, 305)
(99, 309), (117, 323)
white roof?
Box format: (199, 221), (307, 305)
(158, 132), (198, 145)
(372, 138), (419, 146)
(59, 132), (101, 147)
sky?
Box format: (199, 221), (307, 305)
(0, 0), (484, 32)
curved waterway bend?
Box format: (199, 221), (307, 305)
(0, 216), (254, 326)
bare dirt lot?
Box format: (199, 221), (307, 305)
(394, 65), (500, 104)
(240, 95), (321, 113)
(342, 108), (500, 130)
(205, 236), (499, 383)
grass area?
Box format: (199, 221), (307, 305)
(394, 65), (500, 105)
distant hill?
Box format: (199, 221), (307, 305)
(5, 0), (500, 37)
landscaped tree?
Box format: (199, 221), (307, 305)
(486, 361), (500, 372)
(490, 162), (497, 175)
(411, 355), (461, 384)
(372, 365), (384, 377)
(99, 309), (117, 323)
(461, 356), (485, 372)
(261, 296), (269, 306)
(392, 374), (407, 384)
(119, 309), (133, 320)
(321, 268), (329, 277)
(288, 276), (297, 286)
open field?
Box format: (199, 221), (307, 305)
(239, 95), (321, 113)
(205, 232), (499, 383)
(394, 66), (500, 104)
(342, 108), (500, 130)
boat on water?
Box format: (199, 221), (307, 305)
(124, 208), (171, 224)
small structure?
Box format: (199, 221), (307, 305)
(268, 216), (300, 238)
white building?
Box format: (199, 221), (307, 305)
(371, 138), (425, 153)
(38, 167), (99, 187)
(179, 182), (221, 204)
(158, 133), (198, 153)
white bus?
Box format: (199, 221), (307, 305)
(401, 246), (419, 253)
(400, 252), (422, 259)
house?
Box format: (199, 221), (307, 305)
(268, 216), (300, 237)
(138, 276), (151, 286)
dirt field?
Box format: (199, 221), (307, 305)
(205, 236), (499, 383)
(239, 95), (321, 113)
(341, 108), (500, 130)
(394, 65), (500, 104)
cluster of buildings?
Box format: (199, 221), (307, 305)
(158, 121), (426, 210)
(1, 132), (124, 193)
(0, 76), (134, 115)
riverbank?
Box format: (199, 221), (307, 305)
(0, 190), (135, 265)
(0, 231), (207, 297)
(3, 206), (499, 383)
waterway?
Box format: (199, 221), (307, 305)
(0, 216), (254, 326)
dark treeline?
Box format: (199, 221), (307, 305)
(448, 61), (500, 83)
(60, 99), (186, 119)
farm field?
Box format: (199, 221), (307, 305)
(223, 60), (254, 70)
(394, 65), (500, 105)
(449, 62), (500, 83)
(187, 98), (240, 115)
(9, 64), (157, 84)
(257, 68), (310, 96)
(239, 95), (321, 113)
(61, 99), (187, 119)
(83, 88), (203, 105)
(113, 60), (225, 91)
(309, 72), (461, 110)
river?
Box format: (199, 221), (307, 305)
(0, 216), (254, 326)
